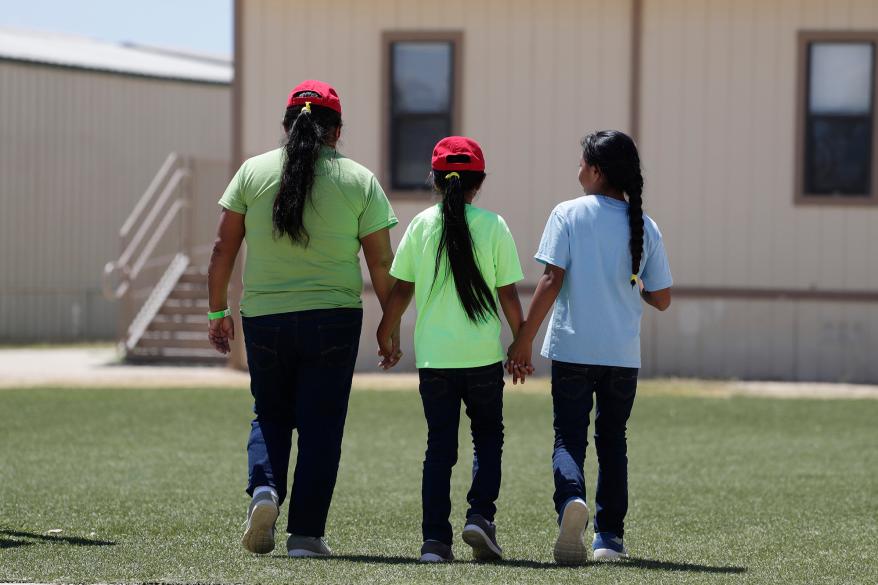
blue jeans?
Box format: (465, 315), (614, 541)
(418, 362), (505, 545)
(552, 360), (638, 537)
(243, 308), (362, 537)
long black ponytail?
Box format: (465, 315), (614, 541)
(431, 169), (497, 323)
(581, 130), (644, 286)
(274, 92), (342, 245)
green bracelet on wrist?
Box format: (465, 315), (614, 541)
(207, 308), (231, 320)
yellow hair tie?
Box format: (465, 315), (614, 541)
(445, 172), (460, 180)
(301, 101), (312, 113)
(630, 274), (638, 285)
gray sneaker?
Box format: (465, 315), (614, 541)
(287, 534), (332, 558)
(554, 497), (589, 565)
(462, 515), (503, 561)
(241, 491), (279, 554)
(419, 539), (454, 562)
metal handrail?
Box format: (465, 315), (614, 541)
(116, 168), (188, 272)
(120, 153), (178, 239)
(102, 164), (190, 300)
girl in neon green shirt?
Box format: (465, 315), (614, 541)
(377, 136), (528, 563)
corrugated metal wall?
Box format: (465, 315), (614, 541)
(0, 61), (230, 341)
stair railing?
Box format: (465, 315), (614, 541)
(102, 153), (194, 354)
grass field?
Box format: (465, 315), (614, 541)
(1, 384), (876, 584)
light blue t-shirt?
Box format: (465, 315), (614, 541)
(536, 195), (673, 368)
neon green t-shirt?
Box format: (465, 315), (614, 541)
(219, 147), (397, 317)
(390, 204), (524, 369)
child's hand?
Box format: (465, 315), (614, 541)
(506, 338), (534, 385)
(377, 323), (402, 369)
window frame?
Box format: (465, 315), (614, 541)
(795, 31), (878, 206)
(381, 31), (463, 200)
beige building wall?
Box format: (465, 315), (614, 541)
(237, 0), (634, 372)
(639, 0), (878, 382)
(237, 0), (878, 381)
(240, 0), (632, 269)
(0, 61), (230, 341)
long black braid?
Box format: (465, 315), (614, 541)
(274, 92), (342, 246)
(431, 169), (497, 323)
(581, 130), (645, 286)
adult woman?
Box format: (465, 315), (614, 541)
(207, 80), (399, 558)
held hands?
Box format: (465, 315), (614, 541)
(208, 316), (235, 354)
(505, 337), (535, 385)
(377, 322), (403, 370)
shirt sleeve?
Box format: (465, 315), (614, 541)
(640, 227), (673, 292)
(218, 163), (248, 214)
(358, 175), (399, 238)
(534, 208), (570, 269)
(494, 217), (524, 287)
(389, 221), (417, 283)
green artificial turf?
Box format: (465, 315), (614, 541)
(0, 385), (876, 584)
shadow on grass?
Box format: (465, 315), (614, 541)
(281, 553), (747, 573)
(0, 529), (116, 547)
(1, 538), (35, 549)
(626, 557), (747, 574)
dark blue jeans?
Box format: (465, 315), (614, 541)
(418, 362), (505, 545)
(243, 308), (362, 538)
(552, 360), (638, 537)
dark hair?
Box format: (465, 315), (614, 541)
(274, 92), (342, 245)
(581, 130), (644, 286)
(431, 168), (496, 323)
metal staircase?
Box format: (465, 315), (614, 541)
(127, 265), (224, 364)
(102, 153), (229, 365)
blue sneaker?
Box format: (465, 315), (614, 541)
(592, 532), (628, 560)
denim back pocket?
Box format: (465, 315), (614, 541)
(609, 367), (639, 400)
(553, 364), (591, 400)
(244, 323), (281, 372)
(419, 373), (450, 401)
(317, 320), (361, 368)
(466, 365), (504, 405)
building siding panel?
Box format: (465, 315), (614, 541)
(0, 61), (229, 341)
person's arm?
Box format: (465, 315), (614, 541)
(376, 280), (414, 369)
(360, 228), (396, 309)
(361, 227), (401, 366)
(497, 283), (524, 338)
(207, 209), (245, 354)
(498, 283), (531, 385)
(506, 263), (566, 381)
(641, 286), (672, 311)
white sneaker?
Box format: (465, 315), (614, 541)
(553, 498), (589, 565)
(241, 491), (279, 554)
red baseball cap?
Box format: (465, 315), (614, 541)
(286, 80), (342, 115)
(431, 136), (486, 172)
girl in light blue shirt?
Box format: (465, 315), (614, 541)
(507, 130), (672, 565)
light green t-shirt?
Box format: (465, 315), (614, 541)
(390, 204), (524, 369)
(219, 147), (397, 317)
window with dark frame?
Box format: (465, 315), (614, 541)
(800, 37), (877, 199)
(388, 39), (456, 192)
